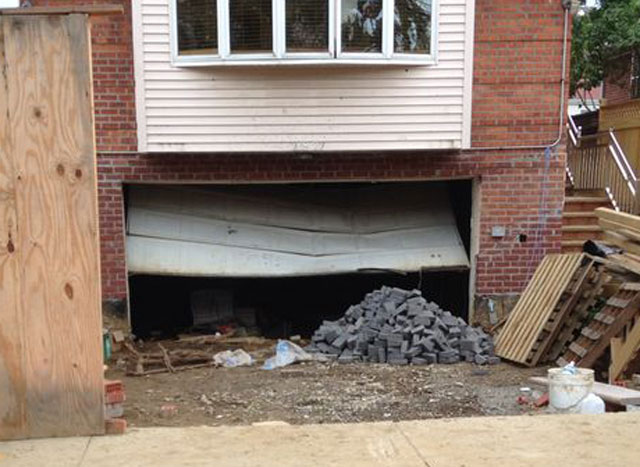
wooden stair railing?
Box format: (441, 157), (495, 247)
(566, 114), (639, 214)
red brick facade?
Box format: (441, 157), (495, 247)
(33, 0), (569, 305)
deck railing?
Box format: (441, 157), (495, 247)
(566, 114), (638, 213)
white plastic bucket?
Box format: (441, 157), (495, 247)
(548, 367), (594, 413)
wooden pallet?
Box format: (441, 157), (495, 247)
(526, 257), (596, 365)
(558, 283), (640, 368)
(544, 266), (608, 363)
(495, 254), (586, 366)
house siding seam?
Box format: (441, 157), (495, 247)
(29, 0), (567, 304)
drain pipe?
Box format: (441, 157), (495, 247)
(471, 1), (571, 152)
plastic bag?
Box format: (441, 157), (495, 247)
(213, 349), (254, 368)
(262, 340), (313, 370)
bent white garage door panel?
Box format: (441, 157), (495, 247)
(126, 184), (469, 276)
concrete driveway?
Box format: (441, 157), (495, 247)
(0, 412), (638, 466)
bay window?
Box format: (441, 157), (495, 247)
(171, 0), (436, 65)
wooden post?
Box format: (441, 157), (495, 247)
(0, 14), (104, 440)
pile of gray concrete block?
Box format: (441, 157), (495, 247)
(308, 286), (499, 366)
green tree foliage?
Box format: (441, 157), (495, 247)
(571, 0), (640, 95)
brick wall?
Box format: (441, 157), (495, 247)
(30, 0), (568, 305)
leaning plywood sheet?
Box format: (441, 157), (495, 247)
(126, 183), (470, 277)
(495, 254), (585, 366)
(0, 15), (104, 440)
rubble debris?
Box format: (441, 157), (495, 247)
(124, 341), (216, 376)
(213, 349), (254, 368)
(262, 340), (321, 370)
(105, 418), (127, 435)
(159, 404), (179, 418)
(307, 286), (496, 365)
(104, 379), (126, 434)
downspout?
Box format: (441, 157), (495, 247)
(471, 2), (571, 152)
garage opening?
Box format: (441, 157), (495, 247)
(125, 181), (472, 339)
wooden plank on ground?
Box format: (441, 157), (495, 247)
(530, 376), (640, 406)
(495, 254), (584, 365)
(0, 14), (104, 440)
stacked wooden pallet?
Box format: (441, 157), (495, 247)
(596, 208), (640, 266)
(558, 283), (640, 368)
(495, 254), (597, 366)
(495, 209), (640, 384)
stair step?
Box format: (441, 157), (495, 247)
(562, 232), (605, 241)
(561, 240), (587, 247)
(563, 211), (599, 218)
(563, 213), (599, 226)
(561, 225), (602, 233)
(565, 196), (610, 204)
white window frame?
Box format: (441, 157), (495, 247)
(170, 0), (437, 66)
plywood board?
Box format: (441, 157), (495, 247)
(0, 14), (104, 440)
(495, 254), (584, 365)
(0, 17), (26, 438)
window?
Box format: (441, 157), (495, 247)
(176, 0), (218, 56)
(170, 0), (436, 65)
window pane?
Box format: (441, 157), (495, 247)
(394, 0), (432, 54)
(341, 0), (383, 53)
(286, 0), (329, 53)
(177, 0), (218, 56)
(230, 0), (273, 54)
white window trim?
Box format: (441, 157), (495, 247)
(169, 0), (438, 67)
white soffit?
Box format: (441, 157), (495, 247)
(126, 183), (470, 277)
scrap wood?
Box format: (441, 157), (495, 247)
(127, 362), (216, 377)
(530, 376), (640, 406)
(158, 343), (175, 373)
(605, 254), (640, 276)
(603, 231), (640, 257)
(124, 341), (217, 376)
(609, 315), (640, 383)
(596, 208), (640, 234)
(176, 331), (236, 344)
(489, 315), (508, 335)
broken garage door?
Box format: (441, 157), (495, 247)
(126, 183), (470, 276)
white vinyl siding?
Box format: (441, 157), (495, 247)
(133, 0), (474, 153)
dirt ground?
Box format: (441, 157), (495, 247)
(107, 338), (549, 428)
